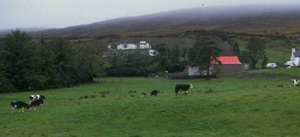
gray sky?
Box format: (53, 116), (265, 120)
(0, 0), (299, 30)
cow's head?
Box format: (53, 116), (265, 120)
(29, 95), (36, 100)
(291, 79), (299, 86)
(189, 84), (193, 89)
(291, 79), (299, 83)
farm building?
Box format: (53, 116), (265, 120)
(116, 41), (158, 56)
(187, 56), (247, 76)
(105, 41), (158, 57)
(117, 41), (151, 50)
(212, 56), (246, 73)
(167, 56), (248, 79)
(284, 47), (300, 67)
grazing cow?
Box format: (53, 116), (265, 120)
(10, 101), (30, 114)
(151, 90), (158, 96)
(291, 79), (299, 87)
(141, 92), (147, 97)
(29, 95), (46, 111)
(175, 84), (193, 95)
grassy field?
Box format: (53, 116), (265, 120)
(1, 68), (300, 137)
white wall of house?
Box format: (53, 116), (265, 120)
(117, 41), (151, 50)
(188, 67), (212, 76)
(188, 67), (200, 76)
(117, 43), (137, 50)
(114, 41), (158, 56)
(286, 57), (300, 67)
(285, 47), (300, 67)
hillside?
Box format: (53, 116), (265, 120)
(23, 5), (300, 38)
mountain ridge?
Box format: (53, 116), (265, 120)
(3, 5), (300, 38)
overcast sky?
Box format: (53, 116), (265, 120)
(0, 0), (299, 30)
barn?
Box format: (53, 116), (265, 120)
(212, 56), (246, 73)
(166, 56), (247, 79)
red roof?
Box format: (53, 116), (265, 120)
(212, 56), (241, 64)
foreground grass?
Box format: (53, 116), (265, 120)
(1, 69), (300, 136)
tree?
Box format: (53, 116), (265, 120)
(239, 50), (251, 63)
(36, 38), (60, 89)
(153, 43), (170, 71)
(181, 46), (189, 61)
(261, 54), (269, 69)
(48, 38), (78, 86)
(73, 43), (108, 81)
(170, 45), (180, 63)
(188, 39), (222, 80)
(228, 39), (241, 56)
(0, 40), (16, 93)
(1, 30), (49, 91)
(244, 37), (266, 69)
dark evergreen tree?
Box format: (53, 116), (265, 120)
(153, 43), (170, 71)
(0, 40), (16, 93)
(232, 41), (241, 56)
(170, 45), (180, 63)
(48, 38), (79, 86)
(239, 51), (251, 64)
(1, 30), (49, 91)
(188, 39), (222, 80)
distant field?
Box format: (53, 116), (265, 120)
(1, 68), (300, 136)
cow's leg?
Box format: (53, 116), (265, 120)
(41, 104), (44, 110)
(185, 90), (189, 95)
(175, 88), (179, 95)
(22, 107), (24, 112)
(11, 107), (14, 114)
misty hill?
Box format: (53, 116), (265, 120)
(25, 5), (300, 38)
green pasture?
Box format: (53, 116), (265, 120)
(1, 68), (300, 136)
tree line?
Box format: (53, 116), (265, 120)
(0, 30), (267, 93)
(0, 30), (107, 93)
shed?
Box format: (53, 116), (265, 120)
(212, 56), (244, 73)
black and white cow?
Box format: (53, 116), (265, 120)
(291, 79), (299, 87)
(151, 89), (158, 96)
(29, 95), (46, 111)
(10, 101), (30, 114)
(175, 84), (193, 95)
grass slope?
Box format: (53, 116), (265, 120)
(1, 68), (300, 136)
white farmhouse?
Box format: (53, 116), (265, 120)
(116, 41), (158, 56)
(284, 47), (300, 67)
(117, 41), (151, 50)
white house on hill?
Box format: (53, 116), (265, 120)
(116, 41), (158, 56)
(117, 41), (150, 50)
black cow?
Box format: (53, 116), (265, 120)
(175, 84), (193, 95)
(29, 95), (46, 111)
(151, 90), (158, 96)
(10, 101), (30, 113)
